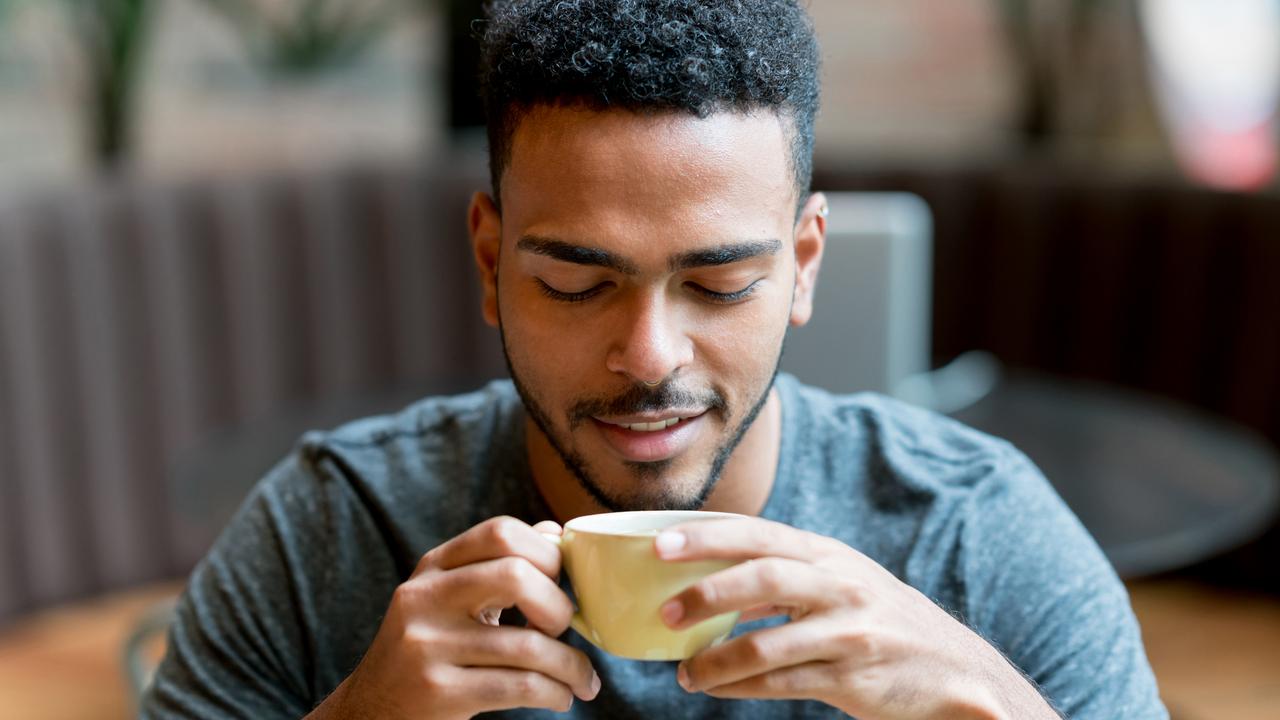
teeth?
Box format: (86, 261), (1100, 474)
(619, 417), (682, 432)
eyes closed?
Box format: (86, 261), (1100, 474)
(535, 278), (762, 305)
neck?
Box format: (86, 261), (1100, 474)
(527, 387), (783, 524)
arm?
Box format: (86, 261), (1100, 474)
(139, 458), (324, 719)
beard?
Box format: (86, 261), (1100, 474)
(500, 325), (783, 512)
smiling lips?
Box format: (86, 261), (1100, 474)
(604, 416), (687, 432)
(591, 411), (708, 462)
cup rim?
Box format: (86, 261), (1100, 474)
(562, 510), (746, 536)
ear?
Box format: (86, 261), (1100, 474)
(789, 192), (827, 327)
(468, 191), (503, 327)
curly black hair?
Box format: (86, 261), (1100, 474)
(478, 0), (821, 212)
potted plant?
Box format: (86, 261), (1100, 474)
(62, 0), (156, 169)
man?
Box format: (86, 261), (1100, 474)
(142, 1), (1168, 718)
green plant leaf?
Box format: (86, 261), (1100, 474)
(197, 0), (410, 78)
(57, 0), (157, 166)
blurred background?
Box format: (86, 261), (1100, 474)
(1, 1), (1278, 718)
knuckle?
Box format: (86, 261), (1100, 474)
(420, 665), (451, 695)
(510, 630), (543, 658)
(834, 577), (870, 606)
(688, 579), (718, 610)
(511, 671), (541, 697)
(834, 623), (878, 659)
(741, 633), (773, 665)
(486, 516), (525, 553)
(496, 555), (533, 585)
(756, 559), (789, 594)
(414, 549), (436, 575)
(401, 621), (437, 653)
(390, 583), (412, 609)
(390, 581), (426, 611)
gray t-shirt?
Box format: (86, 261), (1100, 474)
(140, 374), (1167, 719)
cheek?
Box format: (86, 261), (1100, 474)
(499, 284), (600, 380)
(693, 294), (789, 386)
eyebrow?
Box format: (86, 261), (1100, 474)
(516, 236), (641, 274)
(668, 239), (783, 272)
(516, 235), (782, 275)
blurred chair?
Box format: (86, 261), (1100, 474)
(782, 191), (998, 412)
(814, 164), (1280, 582)
(122, 596), (177, 705)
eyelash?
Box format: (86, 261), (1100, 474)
(536, 279), (760, 304)
(689, 282), (760, 304)
(537, 280), (606, 303)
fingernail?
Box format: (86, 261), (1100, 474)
(589, 671), (601, 699)
(655, 531), (686, 556)
(676, 662), (692, 691)
(660, 598), (684, 626)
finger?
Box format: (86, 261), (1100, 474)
(435, 556), (575, 637)
(654, 517), (833, 563)
(737, 603), (788, 624)
(458, 667), (577, 714)
(698, 661), (836, 701)
(678, 622), (832, 693)
(453, 625), (600, 701)
(531, 520), (563, 536)
(662, 557), (830, 629)
(418, 516), (561, 579)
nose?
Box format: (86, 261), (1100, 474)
(604, 290), (693, 385)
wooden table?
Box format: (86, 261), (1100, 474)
(0, 582), (181, 720)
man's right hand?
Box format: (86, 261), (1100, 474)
(305, 516), (601, 719)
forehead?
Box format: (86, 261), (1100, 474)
(500, 106), (795, 255)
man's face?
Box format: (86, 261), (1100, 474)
(474, 106), (819, 511)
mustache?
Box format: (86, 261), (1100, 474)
(568, 381), (727, 429)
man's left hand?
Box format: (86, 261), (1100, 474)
(655, 517), (1060, 720)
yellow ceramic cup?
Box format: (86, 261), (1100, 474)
(542, 510), (744, 661)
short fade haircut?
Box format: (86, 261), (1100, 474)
(477, 0), (821, 215)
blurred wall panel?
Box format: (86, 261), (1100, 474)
(0, 156), (504, 624)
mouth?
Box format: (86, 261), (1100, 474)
(596, 414), (698, 432)
(590, 411), (709, 462)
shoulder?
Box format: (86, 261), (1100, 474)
(283, 380), (524, 500)
(148, 380), (529, 712)
(783, 374), (1033, 500)
(309, 379), (521, 458)
(233, 378), (527, 581)
(793, 378), (1090, 577)
(778, 374), (1085, 595)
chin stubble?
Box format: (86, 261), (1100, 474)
(500, 322), (783, 512)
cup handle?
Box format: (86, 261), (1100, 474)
(538, 531), (594, 643)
